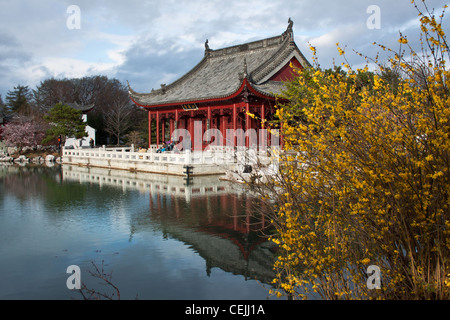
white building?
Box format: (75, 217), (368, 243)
(63, 103), (97, 148)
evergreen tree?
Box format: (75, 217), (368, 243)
(5, 85), (32, 115)
(0, 94), (7, 116)
(42, 103), (87, 145)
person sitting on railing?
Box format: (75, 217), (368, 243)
(167, 140), (174, 151)
(156, 143), (168, 153)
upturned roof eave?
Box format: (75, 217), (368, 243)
(61, 102), (95, 113)
(131, 78), (277, 109)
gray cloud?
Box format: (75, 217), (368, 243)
(0, 0), (448, 98)
(0, 31), (32, 64)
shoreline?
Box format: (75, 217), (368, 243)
(0, 150), (62, 164)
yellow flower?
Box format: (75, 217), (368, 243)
(263, 4), (450, 299)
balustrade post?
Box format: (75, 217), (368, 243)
(185, 149), (191, 165)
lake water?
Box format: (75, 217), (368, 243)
(0, 163), (277, 300)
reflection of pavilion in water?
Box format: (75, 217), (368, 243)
(62, 165), (276, 284)
(149, 184), (275, 282)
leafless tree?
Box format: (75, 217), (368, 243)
(104, 96), (134, 145)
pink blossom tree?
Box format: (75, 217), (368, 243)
(2, 122), (45, 153)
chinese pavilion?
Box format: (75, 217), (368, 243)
(128, 19), (310, 150)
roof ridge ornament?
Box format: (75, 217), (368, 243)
(243, 57), (248, 78)
(282, 18), (294, 41)
(238, 58), (249, 82)
(204, 39), (212, 57)
(126, 80), (133, 95)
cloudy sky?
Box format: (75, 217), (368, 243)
(0, 0), (448, 99)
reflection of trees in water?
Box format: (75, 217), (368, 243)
(0, 164), (277, 285)
(0, 164), (92, 213)
(1, 165), (55, 200)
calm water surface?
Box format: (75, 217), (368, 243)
(0, 164), (276, 300)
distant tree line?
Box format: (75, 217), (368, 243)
(0, 75), (148, 148)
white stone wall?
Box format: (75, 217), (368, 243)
(64, 114), (96, 148)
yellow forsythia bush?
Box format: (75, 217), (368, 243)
(252, 1), (449, 299)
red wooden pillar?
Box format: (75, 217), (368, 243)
(161, 117), (166, 143)
(233, 104), (237, 147)
(188, 112), (194, 150)
(261, 104), (265, 129)
(207, 106), (211, 144)
(245, 103), (250, 147)
(156, 110), (160, 147)
(169, 117), (174, 140)
(221, 114), (227, 146)
(261, 103), (266, 149)
(194, 115), (203, 151)
(174, 109), (179, 142)
(148, 111), (152, 148)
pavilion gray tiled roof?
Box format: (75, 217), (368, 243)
(128, 19), (311, 107)
(64, 102), (95, 113)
